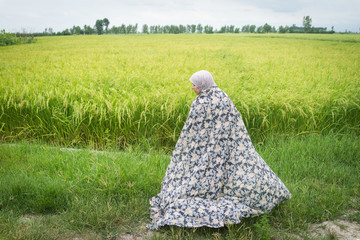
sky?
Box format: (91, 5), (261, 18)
(1, 0), (359, 33)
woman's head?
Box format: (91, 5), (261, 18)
(191, 84), (200, 95)
(189, 70), (216, 95)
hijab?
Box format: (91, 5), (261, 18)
(189, 70), (217, 92)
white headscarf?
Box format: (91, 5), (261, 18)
(189, 70), (217, 91)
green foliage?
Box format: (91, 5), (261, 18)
(95, 19), (104, 34)
(218, 25), (235, 33)
(0, 174), (69, 213)
(0, 133), (359, 238)
(0, 30), (18, 46)
(191, 24), (196, 33)
(250, 25), (256, 33)
(94, 18), (111, 35)
(196, 24), (203, 33)
(0, 30), (36, 46)
(253, 212), (272, 240)
(263, 23), (272, 33)
(347, 211), (360, 223)
(242, 25), (250, 33)
(103, 18), (110, 33)
(303, 16), (312, 33)
(278, 26), (286, 33)
(142, 24), (149, 34)
(35, 16), (335, 36)
(31, 16), (336, 36)
(204, 25), (214, 34)
(257, 26), (264, 33)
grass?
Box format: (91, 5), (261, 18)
(1, 34), (360, 150)
(0, 133), (359, 239)
(347, 211), (360, 224)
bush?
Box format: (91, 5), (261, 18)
(0, 30), (19, 46)
(0, 30), (36, 46)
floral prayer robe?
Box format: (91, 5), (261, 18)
(147, 86), (291, 230)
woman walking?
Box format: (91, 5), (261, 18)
(147, 70), (291, 230)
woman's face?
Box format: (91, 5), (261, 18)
(192, 84), (200, 95)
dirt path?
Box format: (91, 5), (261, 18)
(308, 219), (360, 240)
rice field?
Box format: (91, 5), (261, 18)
(1, 34), (360, 150)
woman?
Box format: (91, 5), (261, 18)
(147, 70), (291, 230)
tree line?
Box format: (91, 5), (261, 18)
(34, 16), (335, 36)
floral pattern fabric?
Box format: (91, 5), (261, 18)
(147, 86), (292, 230)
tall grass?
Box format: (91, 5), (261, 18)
(0, 133), (359, 239)
(0, 34), (359, 150)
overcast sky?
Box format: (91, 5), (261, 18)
(1, 0), (359, 33)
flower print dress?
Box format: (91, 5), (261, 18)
(147, 86), (292, 230)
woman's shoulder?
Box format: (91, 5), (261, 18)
(212, 87), (232, 100)
(193, 86), (233, 105)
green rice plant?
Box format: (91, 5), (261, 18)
(0, 34), (359, 149)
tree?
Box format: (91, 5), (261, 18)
(263, 23), (272, 33)
(219, 26), (226, 33)
(62, 28), (71, 35)
(241, 25), (250, 33)
(170, 25), (179, 34)
(229, 25), (235, 33)
(110, 26), (120, 34)
(70, 25), (82, 35)
(179, 24), (186, 33)
(191, 24), (196, 33)
(196, 24), (203, 33)
(133, 23), (138, 33)
(120, 24), (126, 34)
(186, 25), (191, 33)
(284, 26), (290, 33)
(204, 25), (213, 34)
(289, 24), (295, 33)
(142, 24), (149, 34)
(95, 19), (104, 34)
(43, 28), (53, 36)
(279, 25), (286, 33)
(126, 25), (132, 34)
(330, 26), (335, 33)
(84, 25), (94, 34)
(303, 16), (312, 33)
(103, 18), (110, 33)
(249, 25), (256, 33)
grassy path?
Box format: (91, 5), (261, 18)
(0, 134), (359, 239)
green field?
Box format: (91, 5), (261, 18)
(1, 34), (360, 239)
(0, 134), (359, 239)
(1, 34), (359, 150)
